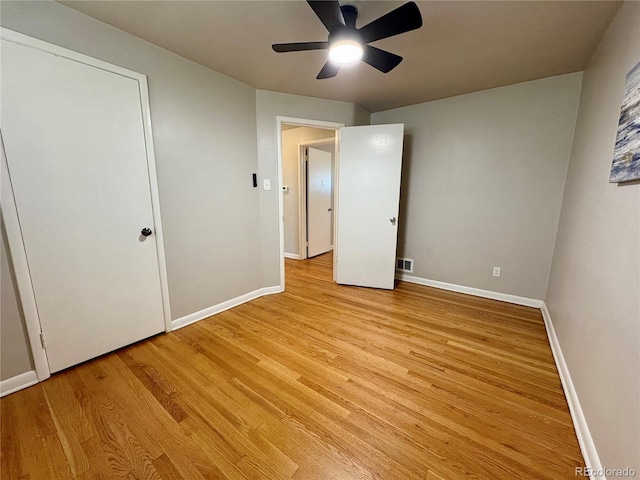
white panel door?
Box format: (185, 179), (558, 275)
(307, 147), (333, 258)
(1, 40), (165, 372)
(336, 124), (404, 289)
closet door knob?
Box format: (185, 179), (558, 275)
(141, 228), (153, 237)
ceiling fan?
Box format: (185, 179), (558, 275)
(272, 1), (423, 79)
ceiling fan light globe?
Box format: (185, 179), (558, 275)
(329, 40), (363, 64)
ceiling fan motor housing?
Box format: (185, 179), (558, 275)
(340, 5), (359, 28)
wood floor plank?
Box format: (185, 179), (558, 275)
(257, 415), (375, 480)
(80, 381), (160, 479)
(117, 350), (188, 424)
(1, 252), (584, 479)
(124, 339), (293, 479)
(76, 355), (219, 480)
(151, 454), (184, 480)
(1, 393), (27, 479)
(1, 387), (72, 479)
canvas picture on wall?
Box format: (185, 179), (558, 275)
(610, 60), (640, 183)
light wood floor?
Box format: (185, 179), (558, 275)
(1, 252), (584, 479)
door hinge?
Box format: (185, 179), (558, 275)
(40, 332), (47, 349)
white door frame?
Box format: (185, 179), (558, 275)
(1, 134), (51, 381)
(0, 28), (173, 381)
(298, 137), (335, 260)
(276, 117), (343, 291)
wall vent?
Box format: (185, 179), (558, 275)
(396, 257), (413, 273)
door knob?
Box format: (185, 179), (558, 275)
(328, 208), (332, 212)
(141, 228), (153, 237)
(390, 217), (397, 225)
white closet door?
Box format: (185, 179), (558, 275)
(1, 39), (165, 372)
(307, 147), (333, 257)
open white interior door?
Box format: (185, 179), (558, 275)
(307, 147), (333, 258)
(335, 124), (404, 289)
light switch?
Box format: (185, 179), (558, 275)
(263, 179), (271, 191)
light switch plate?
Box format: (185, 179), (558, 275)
(263, 179), (271, 191)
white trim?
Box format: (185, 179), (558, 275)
(1, 134), (51, 382)
(332, 131), (340, 282)
(276, 119), (286, 292)
(171, 286), (281, 331)
(540, 303), (602, 480)
(0, 371), (38, 398)
(0, 29), (172, 374)
(284, 252), (300, 260)
(298, 144), (307, 261)
(1, 28), (147, 81)
(395, 273), (543, 308)
(276, 117), (344, 292)
(300, 138), (336, 147)
(137, 73), (173, 332)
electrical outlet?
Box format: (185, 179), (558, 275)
(492, 266), (501, 277)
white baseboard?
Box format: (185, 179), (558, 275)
(284, 252), (300, 260)
(0, 370), (38, 397)
(540, 303), (602, 479)
(395, 273), (543, 308)
(171, 286), (281, 331)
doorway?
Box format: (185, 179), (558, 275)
(281, 124), (334, 260)
(281, 126), (336, 273)
(276, 118), (405, 292)
(276, 117), (343, 290)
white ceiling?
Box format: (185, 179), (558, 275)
(59, 0), (621, 113)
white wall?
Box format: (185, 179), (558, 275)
(372, 73), (582, 300)
(546, 1), (640, 472)
(0, 1), (261, 324)
(282, 127), (335, 256)
(1, 215), (33, 381)
(256, 90), (370, 287)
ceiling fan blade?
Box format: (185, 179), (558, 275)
(358, 2), (423, 44)
(362, 45), (403, 73)
(272, 41), (328, 53)
(307, 1), (345, 33)
(316, 61), (340, 79)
